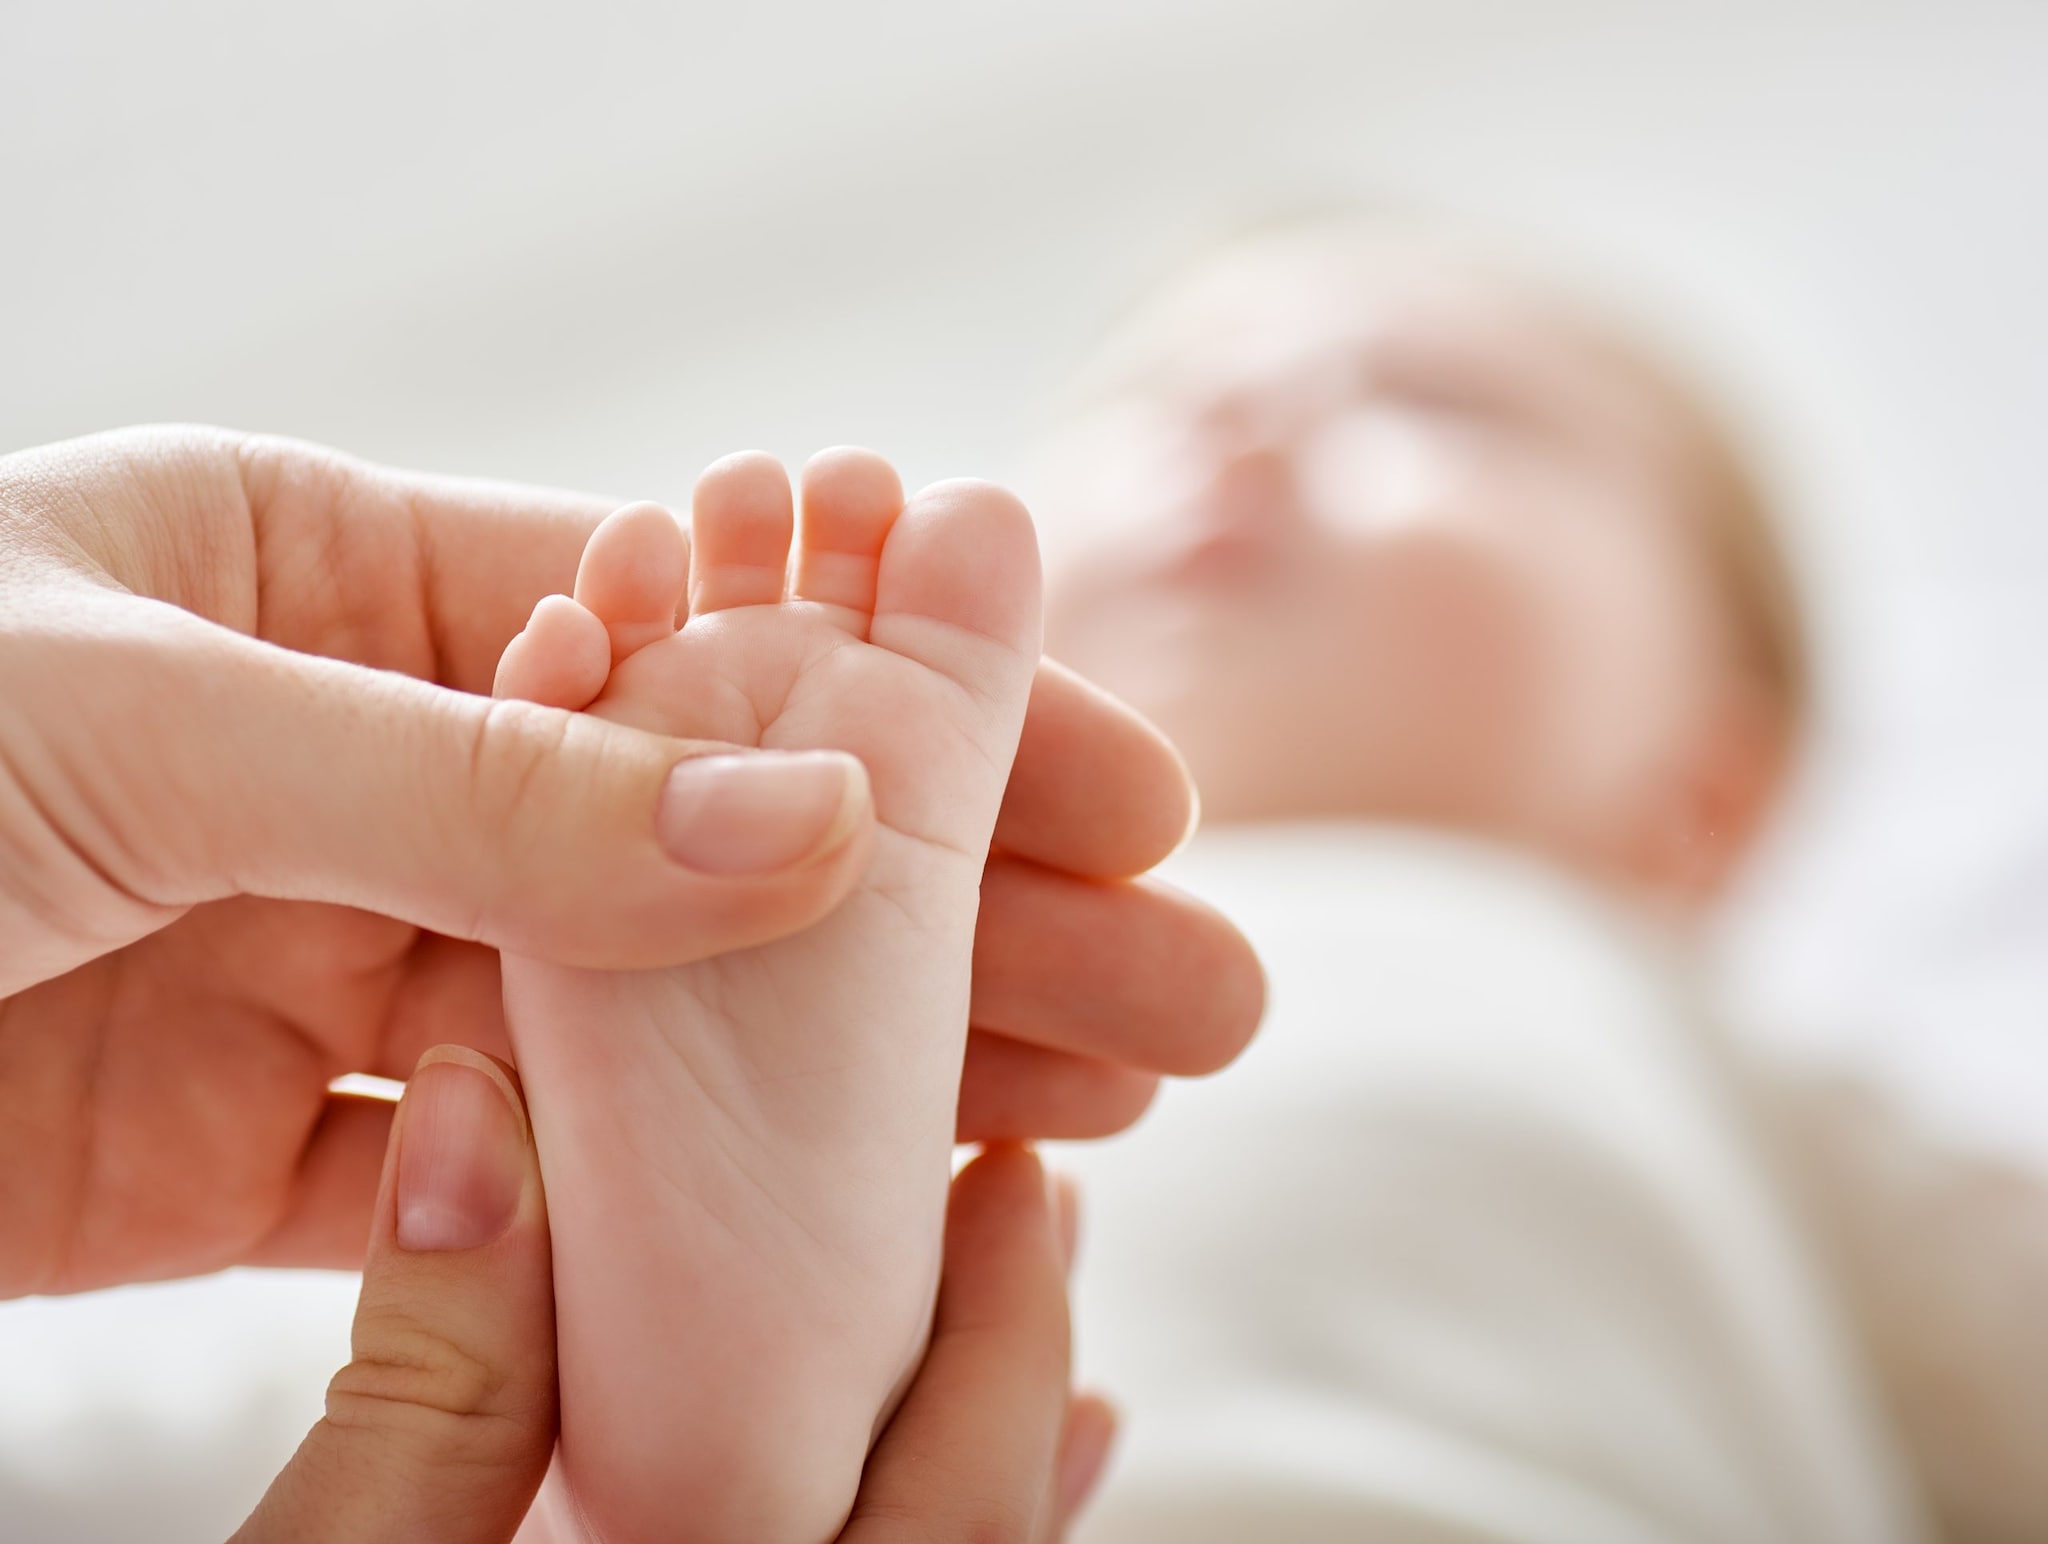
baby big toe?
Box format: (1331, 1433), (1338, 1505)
(870, 478), (1044, 701)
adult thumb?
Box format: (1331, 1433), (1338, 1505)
(35, 598), (874, 973)
(237, 1046), (557, 1544)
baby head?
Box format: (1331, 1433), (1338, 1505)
(1039, 224), (1804, 904)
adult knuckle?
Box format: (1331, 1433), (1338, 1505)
(449, 699), (573, 942)
(317, 1309), (539, 1483)
(427, 692), (600, 947)
(325, 1306), (507, 1429)
(459, 696), (567, 838)
(0, 620), (197, 916)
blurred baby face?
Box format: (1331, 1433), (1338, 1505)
(1039, 239), (1741, 857)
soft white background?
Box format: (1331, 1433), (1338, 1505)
(3, 1), (2045, 1537)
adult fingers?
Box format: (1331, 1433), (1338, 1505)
(957, 1033), (1159, 1143)
(994, 660), (1197, 880)
(248, 936), (511, 1272)
(972, 856), (1266, 1077)
(13, 595), (875, 983)
(236, 1046), (556, 1544)
(241, 1094), (396, 1270)
(355, 934), (515, 1081)
(236, 432), (611, 695)
(841, 1145), (1071, 1543)
(1044, 1395), (1119, 1542)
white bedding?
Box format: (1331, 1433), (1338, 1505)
(1061, 826), (1925, 1543)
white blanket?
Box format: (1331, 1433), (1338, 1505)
(1058, 825), (1927, 1543)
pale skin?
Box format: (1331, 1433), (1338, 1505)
(493, 449), (1056, 1542)
(1040, 233), (1787, 900)
(0, 427), (1265, 1529)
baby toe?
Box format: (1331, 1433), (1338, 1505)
(573, 501), (690, 663)
(791, 446), (904, 632)
(689, 452), (794, 615)
(870, 478), (1044, 703)
(493, 593), (613, 708)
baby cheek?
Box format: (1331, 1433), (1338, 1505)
(1347, 532), (1549, 747)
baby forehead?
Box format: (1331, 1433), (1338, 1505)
(1107, 257), (1635, 425)
(1066, 237), (1725, 508)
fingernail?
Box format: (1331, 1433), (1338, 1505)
(656, 752), (867, 875)
(396, 1048), (528, 1253)
(1057, 1396), (1118, 1523)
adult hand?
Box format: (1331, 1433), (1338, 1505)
(237, 1047), (1108, 1544)
(0, 427), (1263, 1295)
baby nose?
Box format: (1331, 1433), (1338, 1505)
(1192, 444), (1303, 539)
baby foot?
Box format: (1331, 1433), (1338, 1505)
(494, 449), (1043, 1544)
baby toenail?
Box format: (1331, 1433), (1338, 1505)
(656, 751), (868, 875)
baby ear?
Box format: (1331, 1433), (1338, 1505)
(1621, 694), (1790, 904)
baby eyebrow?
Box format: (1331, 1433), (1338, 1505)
(1354, 344), (1519, 417)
